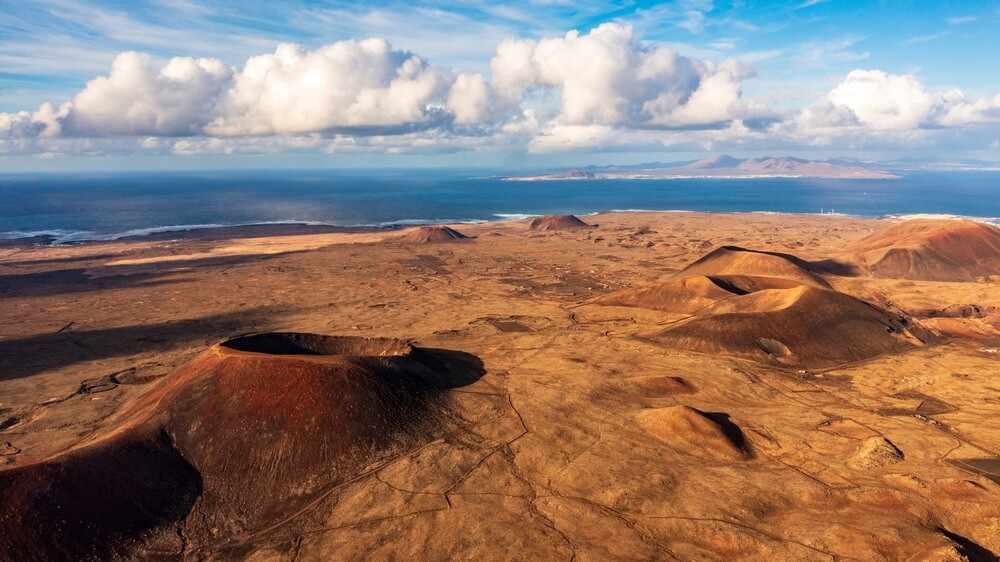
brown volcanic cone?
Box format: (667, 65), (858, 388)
(592, 275), (803, 314)
(637, 406), (752, 462)
(654, 285), (930, 367)
(396, 225), (469, 243)
(842, 219), (1000, 281)
(676, 246), (831, 288)
(528, 214), (591, 230)
(0, 333), (482, 560)
(0, 429), (201, 561)
(137, 334), (473, 542)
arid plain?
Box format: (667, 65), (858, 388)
(1, 212), (999, 561)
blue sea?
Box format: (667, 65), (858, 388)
(1, 169), (999, 243)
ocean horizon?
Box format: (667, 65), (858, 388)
(2, 168), (999, 244)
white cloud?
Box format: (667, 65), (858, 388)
(63, 52), (231, 136)
(902, 31), (951, 45)
(489, 23), (757, 128)
(173, 138), (235, 156)
(628, 1), (716, 36)
(0, 103), (65, 138)
(2, 39), (481, 141)
(447, 72), (490, 125)
(946, 16), (977, 25)
(0, 111), (37, 137)
(647, 60), (751, 126)
(679, 11), (706, 33)
(815, 70), (1000, 131)
(777, 70), (1000, 150)
(525, 118), (761, 154)
(489, 37), (542, 112)
(826, 70), (942, 130)
(791, 36), (869, 65)
(4, 24), (1000, 159)
(938, 93), (1000, 126)
(793, 98), (858, 129)
(207, 40), (452, 135)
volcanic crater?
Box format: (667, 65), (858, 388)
(592, 244), (936, 367)
(0, 333), (484, 560)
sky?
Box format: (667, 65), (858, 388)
(1, 0), (1000, 171)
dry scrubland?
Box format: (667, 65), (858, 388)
(1, 213), (999, 560)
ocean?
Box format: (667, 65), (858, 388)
(1, 169), (999, 243)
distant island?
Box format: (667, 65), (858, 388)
(506, 156), (900, 181)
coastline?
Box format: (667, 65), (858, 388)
(5, 169), (1000, 247)
(3, 209), (999, 248)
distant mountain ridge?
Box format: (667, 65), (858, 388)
(507, 156), (900, 180)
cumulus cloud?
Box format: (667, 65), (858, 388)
(0, 104), (64, 138)
(446, 72), (490, 125)
(795, 69), (1000, 133)
(938, 93), (1000, 126)
(208, 39), (456, 135)
(3, 39), (488, 141)
(489, 23), (756, 128)
(489, 37), (543, 112)
(0, 111), (37, 137)
(62, 52), (231, 136)
(646, 60), (750, 127)
(826, 70), (944, 130)
(2, 23), (760, 158)
(4, 23), (1000, 159)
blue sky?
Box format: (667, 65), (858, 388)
(2, 0), (1000, 170)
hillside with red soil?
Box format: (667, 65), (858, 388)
(636, 406), (753, 462)
(843, 219), (1000, 281)
(396, 225), (469, 243)
(654, 285), (930, 367)
(528, 214), (591, 230)
(0, 334), (482, 559)
(593, 242), (934, 367)
(676, 246), (832, 288)
(0, 429), (200, 560)
(592, 274), (802, 314)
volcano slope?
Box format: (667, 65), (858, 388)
(592, 274), (802, 315)
(843, 219), (1000, 281)
(675, 245), (832, 288)
(396, 225), (469, 243)
(653, 284), (930, 367)
(592, 243), (933, 367)
(0, 429), (201, 560)
(0, 333), (485, 560)
(528, 214), (592, 230)
(636, 405), (754, 462)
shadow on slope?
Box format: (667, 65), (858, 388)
(0, 333), (486, 559)
(0, 307), (281, 381)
